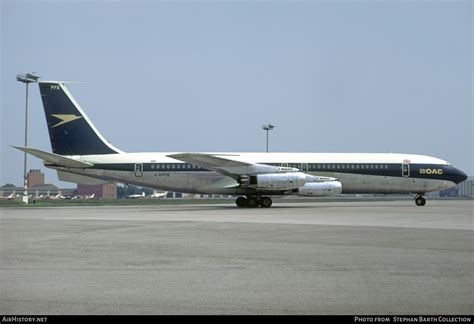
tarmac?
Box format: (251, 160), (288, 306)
(0, 200), (472, 315)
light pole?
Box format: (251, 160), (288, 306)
(262, 123), (275, 153)
(16, 73), (40, 204)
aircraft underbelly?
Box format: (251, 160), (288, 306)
(315, 172), (451, 193)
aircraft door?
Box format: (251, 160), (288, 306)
(402, 163), (410, 177)
(134, 163), (143, 177)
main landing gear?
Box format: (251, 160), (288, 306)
(236, 196), (272, 208)
(415, 194), (426, 206)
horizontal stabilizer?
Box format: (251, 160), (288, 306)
(11, 146), (93, 168)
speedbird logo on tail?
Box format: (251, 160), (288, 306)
(51, 114), (82, 128)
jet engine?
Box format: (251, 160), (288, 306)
(249, 172), (307, 190)
(297, 181), (342, 196)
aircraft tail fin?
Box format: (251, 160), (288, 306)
(38, 81), (122, 156)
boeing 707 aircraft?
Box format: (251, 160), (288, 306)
(13, 81), (468, 208)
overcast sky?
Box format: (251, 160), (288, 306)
(1, 0), (472, 187)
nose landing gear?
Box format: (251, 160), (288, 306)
(415, 194), (426, 206)
(235, 196), (273, 208)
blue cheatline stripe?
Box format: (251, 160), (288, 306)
(88, 162), (459, 182)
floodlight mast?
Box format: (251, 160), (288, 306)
(16, 73), (41, 204)
(262, 123), (275, 153)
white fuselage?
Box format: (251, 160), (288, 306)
(49, 152), (458, 195)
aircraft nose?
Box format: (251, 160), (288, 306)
(452, 167), (468, 184)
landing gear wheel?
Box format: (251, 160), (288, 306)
(415, 195), (426, 206)
(247, 197), (259, 208)
(259, 197), (272, 208)
(236, 197), (248, 208)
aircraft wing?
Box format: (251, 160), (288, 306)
(167, 153), (292, 179)
(12, 146), (94, 168)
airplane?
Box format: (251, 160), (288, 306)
(0, 193), (15, 201)
(128, 192), (146, 199)
(36, 194), (54, 200)
(150, 191), (168, 198)
(50, 193), (66, 200)
(12, 81), (468, 208)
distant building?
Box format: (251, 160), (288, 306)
(166, 192), (182, 199)
(439, 187), (458, 197)
(30, 183), (58, 193)
(428, 177), (473, 198)
(457, 177), (473, 197)
(27, 169), (44, 187)
(77, 183), (117, 199)
(0, 184), (75, 197)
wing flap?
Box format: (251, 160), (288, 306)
(168, 153), (284, 177)
(199, 177), (240, 190)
